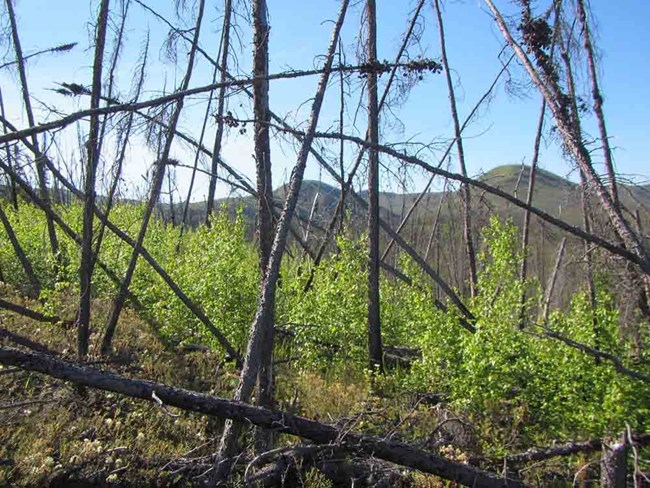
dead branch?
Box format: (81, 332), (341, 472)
(526, 324), (650, 384)
(0, 326), (58, 355)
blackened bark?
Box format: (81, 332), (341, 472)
(100, 0), (206, 356)
(205, 0), (234, 225)
(366, 0), (383, 373)
(251, 0), (276, 451)
(600, 437), (627, 488)
(213, 2), (350, 481)
(78, 0), (110, 358)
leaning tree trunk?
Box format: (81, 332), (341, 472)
(211, 2), (350, 482)
(518, 100), (545, 325)
(100, 0), (206, 355)
(366, 0), (383, 373)
(575, 0), (619, 208)
(0, 88), (18, 209)
(433, 0), (478, 298)
(5, 0), (60, 267)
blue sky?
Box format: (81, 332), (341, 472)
(1, 0), (649, 201)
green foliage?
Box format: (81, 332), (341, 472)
(410, 217), (650, 451)
(1, 202), (648, 457)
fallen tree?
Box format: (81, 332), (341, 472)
(0, 345), (522, 487)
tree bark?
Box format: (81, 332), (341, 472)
(433, 0), (478, 298)
(519, 101), (545, 326)
(204, 0), (234, 225)
(4, 0), (60, 266)
(575, 0), (619, 208)
(601, 437), (628, 488)
(365, 0), (383, 373)
(78, 0), (110, 358)
(251, 0), (276, 452)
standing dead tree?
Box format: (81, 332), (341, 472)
(92, 33), (150, 273)
(518, 100), (545, 325)
(305, 0), (429, 294)
(204, 0), (234, 225)
(77, 0), (110, 359)
(251, 0), (276, 452)
(574, 0), (618, 209)
(381, 53), (515, 264)
(365, 0), (383, 373)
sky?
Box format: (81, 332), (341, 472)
(0, 0), (649, 202)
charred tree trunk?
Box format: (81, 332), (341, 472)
(92, 37), (149, 268)
(601, 436), (628, 488)
(306, 0), (427, 293)
(433, 0), (478, 298)
(251, 0), (276, 452)
(77, 0), (110, 358)
(575, 0), (619, 208)
(100, 0), (206, 355)
(204, 0), (233, 225)
(366, 0), (383, 373)
(519, 100), (545, 326)
(5, 0), (60, 266)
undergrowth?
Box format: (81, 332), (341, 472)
(0, 202), (649, 485)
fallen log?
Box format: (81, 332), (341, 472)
(0, 345), (522, 487)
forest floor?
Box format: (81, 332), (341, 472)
(0, 286), (465, 487)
